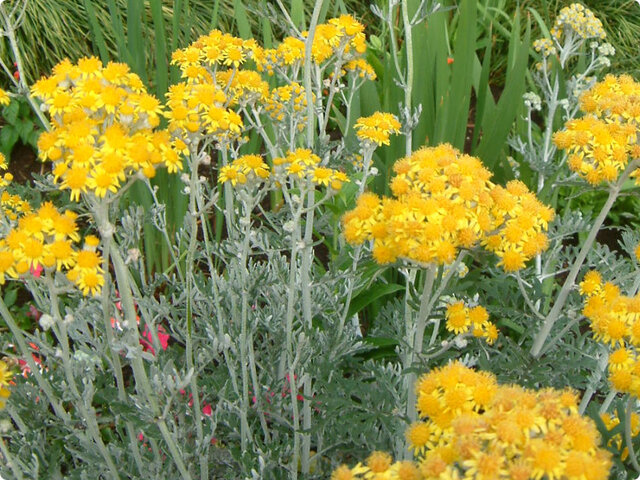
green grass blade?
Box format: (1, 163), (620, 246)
(233, 0), (252, 39)
(126, 0), (147, 82)
(210, 0), (221, 29)
(436, 0), (477, 148)
(260, 0), (274, 47)
(83, 0), (109, 63)
(171, 0), (183, 52)
(475, 11), (530, 176)
(413, 8), (449, 147)
(471, 23), (493, 151)
(183, 0), (195, 46)
(347, 283), (405, 319)
(149, 0), (168, 98)
(291, 0), (305, 30)
(527, 6), (551, 39)
(106, 0), (130, 65)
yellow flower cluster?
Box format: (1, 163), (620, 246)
(165, 81), (243, 143)
(550, 3), (606, 42)
(264, 83), (313, 127)
(256, 15), (366, 74)
(354, 112), (402, 147)
(342, 145), (553, 271)
(1, 191), (30, 221)
(580, 270), (640, 396)
(218, 154), (270, 187)
(170, 30), (259, 74)
(341, 58), (377, 80)
(0, 198), (103, 295)
(333, 362), (612, 480)
(273, 148), (349, 191)
(216, 69), (269, 107)
(168, 30), (274, 142)
(533, 38), (557, 58)
(483, 181), (553, 272)
(0, 88), (10, 106)
(601, 411), (640, 463)
(554, 75), (640, 185)
(445, 301), (497, 344)
(0, 360), (13, 410)
(33, 58), (181, 199)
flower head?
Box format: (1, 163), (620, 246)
(335, 362), (612, 479)
(32, 58), (182, 200)
(354, 112), (401, 147)
(554, 75), (640, 185)
(342, 144), (552, 271)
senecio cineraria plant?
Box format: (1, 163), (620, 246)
(510, 6), (640, 475)
(0, 1), (638, 479)
(0, 4), (409, 479)
(332, 3), (640, 480)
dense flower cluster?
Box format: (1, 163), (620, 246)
(342, 144), (553, 271)
(163, 16), (375, 200)
(580, 270), (640, 397)
(445, 301), (497, 344)
(171, 30), (259, 73)
(264, 83), (312, 127)
(218, 154), (271, 187)
(255, 15), (367, 74)
(354, 112), (402, 147)
(554, 75), (640, 185)
(272, 149), (348, 191)
(341, 58), (377, 80)
(218, 149), (349, 192)
(216, 69), (269, 107)
(33, 58), (181, 199)
(165, 81), (243, 144)
(0, 193), (104, 295)
(333, 362), (612, 480)
(483, 181), (553, 271)
(0, 360), (12, 410)
(550, 3), (606, 42)
(168, 31), (267, 143)
(533, 38), (557, 58)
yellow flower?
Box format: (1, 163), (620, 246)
(341, 362), (612, 480)
(0, 360), (14, 410)
(354, 112), (401, 147)
(555, 75), (640, 186)
(235, 154), (270, 180)
(342, 144), (552, 270)
(33, 58), (181, 200)
(445, 301), (470, 335)
(311, 167), (333, 186)
(551, 3), (606, 42)
(218, 165), (246, 186)
(533, 38), (557, 57)
(366, 451), (392, 473)
(0, 88), (10, 106)
(406, 422), (434, 455)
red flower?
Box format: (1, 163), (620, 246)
(139, 325), (169, 356)
(29, 264), (43, 278)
